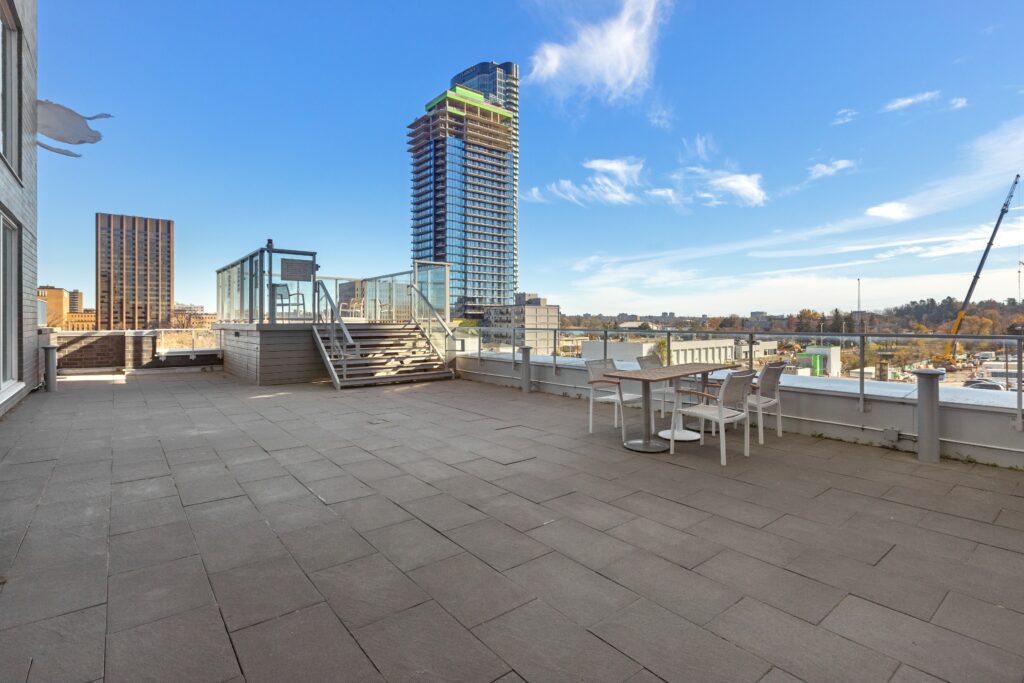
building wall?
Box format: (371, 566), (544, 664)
(482, 302), (560, 355)
(96, 213), (174, 330)
(217, 324), (327, 385)
(37, 286), (68, 328)
(0, 0), (38, 416)
(65, 310), (96, 331)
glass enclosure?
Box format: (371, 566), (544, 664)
(217, 248), (451, 326)
(216, 245), (317, 324)
(319, 261), (450, 323)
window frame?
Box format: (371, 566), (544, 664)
(0, 0), (21, 178)
(0, 212), (19, 388)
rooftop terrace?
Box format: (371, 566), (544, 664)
(3, 372), (1024, 681)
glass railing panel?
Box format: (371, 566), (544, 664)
(554, 329), (596, 361)
(479, 326), (513, 356)
(268, 251), (316, 323)
(454, 327), (480, 357)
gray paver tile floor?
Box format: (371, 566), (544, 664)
(2, 371), (1024, 681)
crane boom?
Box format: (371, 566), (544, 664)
(944, 173), (1020, 360)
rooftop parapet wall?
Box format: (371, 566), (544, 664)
(55, 330), (222, 371)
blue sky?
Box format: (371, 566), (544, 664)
(37, 0), (1024, 315)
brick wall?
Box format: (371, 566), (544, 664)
(57, 332), (124, 369)
(56, 331), (224, 371)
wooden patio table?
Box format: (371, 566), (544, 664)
(604, 362), (741, 453)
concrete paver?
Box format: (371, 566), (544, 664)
(3, 372), (1024, 681)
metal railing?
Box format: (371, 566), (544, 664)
(216, 245), (318, 324)
(453, 326), (1024, 429)
(410, 284), (454, 365)
(154, 329), (223, 360)
(322, 261), (450, 324)
(313, 280), (358, 388)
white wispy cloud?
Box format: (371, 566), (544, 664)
(645, 187), (679, 203)
(583, 158), (643, 185)
(561, 116), (1024, 312)
(881, 90), (940, 112)
(808, 159), (856, 180)
(865, 201), (915, 221)
(832, 108), (857, 125)
(950, 97), (968, 110)
(546, 157), (645, 205)
(522, 187), (547, 203)
(681, 133), (716, 161)
(528, 0), (671, 103)
(647, 102), (673, 129)
(551, 268), (1022, 316)
(687, 167), (767, 206)
(754, 217), (1024, 261)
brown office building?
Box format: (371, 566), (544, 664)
(96, 213), (174, 329)
(68, 288), (83, 312)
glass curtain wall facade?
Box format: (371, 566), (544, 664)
(409, 62), (518, 319)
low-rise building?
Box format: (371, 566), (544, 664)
(66, 309), (97, 331)
(582, 338), (738, 365)
(37, 286), (70, 328)
(735, 340), (779, 361)
(482, 293), (560, 355)
(796, 345), (843, 377)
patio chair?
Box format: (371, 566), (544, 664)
(670, 369), (757, 464)
(339, 299), (364, 317)
(585, 358), (642, 440)
(749, 361), (787, 445)
(636, 354), (674, 421)
(272, 284), (305, 320)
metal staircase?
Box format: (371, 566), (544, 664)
(312, 281), (455, 389)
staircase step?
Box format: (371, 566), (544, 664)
(334, 369), (454, 388)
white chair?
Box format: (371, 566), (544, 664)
(636, 354), (674, 420)
(749, 361), (787, 445)
(585, 359), (642, 440)
(670, 369), (757, 465)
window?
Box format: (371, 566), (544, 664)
(1, 214), (18, 385)
(0, 1), (19, 172)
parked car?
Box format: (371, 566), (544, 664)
(963, 379), (1005, 391)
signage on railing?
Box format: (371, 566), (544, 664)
(280, 258), (314, 282)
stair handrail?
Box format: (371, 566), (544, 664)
(314, 280), (360, 382)
(316, 280), (355, 347)
(409, 284), (453, 363)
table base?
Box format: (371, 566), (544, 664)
(657, 428), (701, 443)
(622, 437), (669, 453)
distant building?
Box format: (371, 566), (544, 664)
(65, 309), (97, 331)
(482, 293), (559, 355)
(583, 339), (737, 365)
(173, 303), (216, 329)
(795, 346), (843, 377)
(96, 213), (174, 330)
(735, 340), (779, 361)
(618, 321), (662, 330)
(410, 62), (519, 318)
(37, 286), (69, 328)
(68, 289), (84, 313)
